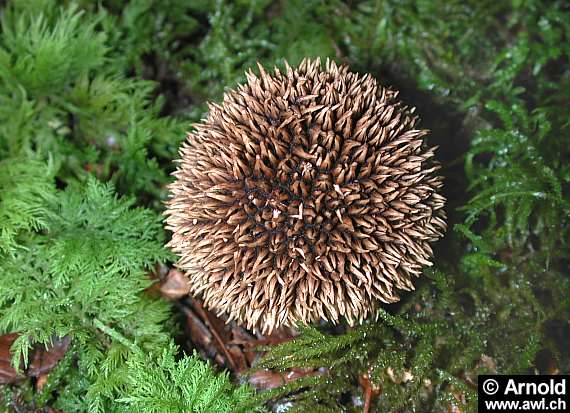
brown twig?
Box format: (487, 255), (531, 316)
(363, 383), (372, 413)
(175, 302), (212, 347)
(358, 372), (381, 413)
(192, 300), (238, 372)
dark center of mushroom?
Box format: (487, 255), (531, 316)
(235, 119), (384, 270)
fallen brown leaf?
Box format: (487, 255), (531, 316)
(248, 368), (322, 391)
(0, 334), (70, 384)
(159, 269), (190, 300)
(36, 373), (49, 391)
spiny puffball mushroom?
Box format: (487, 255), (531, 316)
(165, 58), (446, 333)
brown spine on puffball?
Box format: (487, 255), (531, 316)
(165, 58), (446, 333)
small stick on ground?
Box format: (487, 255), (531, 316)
(192, 300), (238, 372)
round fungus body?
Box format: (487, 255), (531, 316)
(165, 58), (446, 333)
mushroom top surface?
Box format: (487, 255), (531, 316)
(165, 58), (446, 333)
